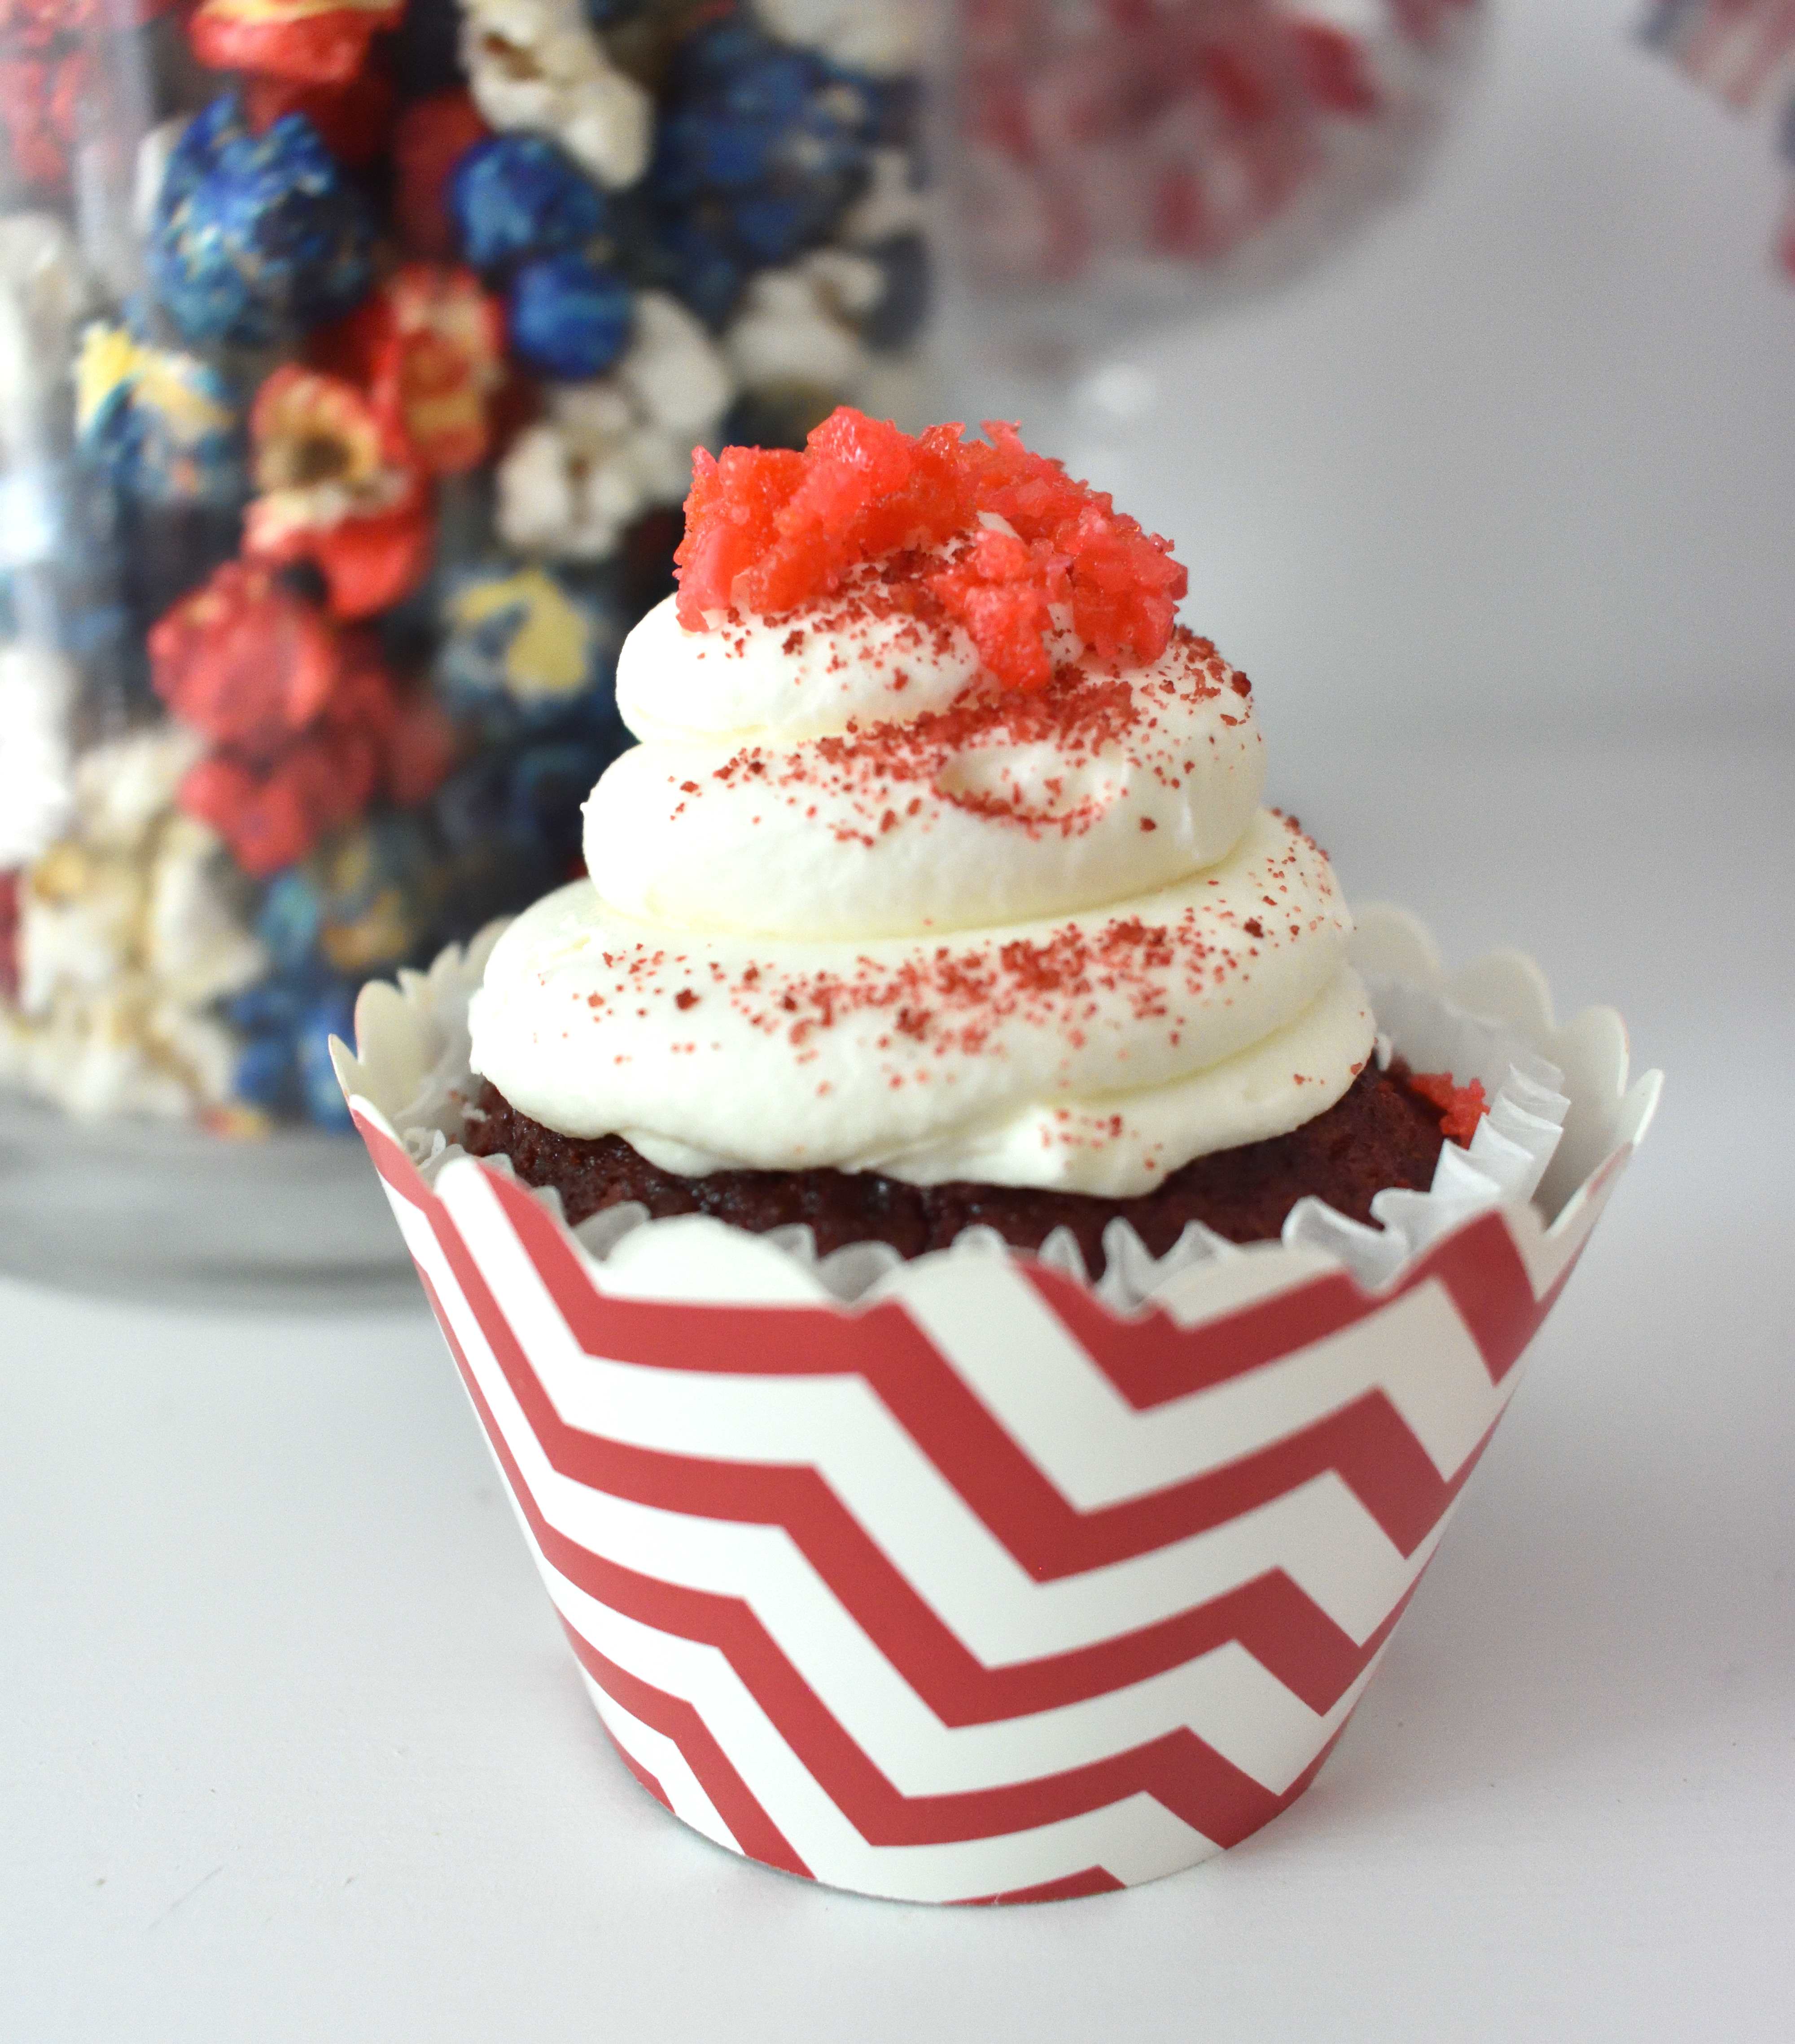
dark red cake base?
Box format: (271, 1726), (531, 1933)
(463, 1064), (1451, 1275)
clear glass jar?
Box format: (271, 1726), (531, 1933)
(0, 0), (934, 1304)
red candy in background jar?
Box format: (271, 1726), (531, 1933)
(952, 0), (1482, 299)
(0, 0), (942, 1165)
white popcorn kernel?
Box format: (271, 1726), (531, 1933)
(462, 0), (653, 189)
(71, 724), (206, 855)
(18, 842), (144, 1018)
(725, 265), (871, 394)
(757, 0), (920, 76)
(840, 148), (929, 245)
(496, 293), (732, 559)
(146, 817), (268, 1009)
(0, 213), (90, 463)
(617, 291), (734, 441)
(0, 641), (76, 869)
(132, 118), (190, 240)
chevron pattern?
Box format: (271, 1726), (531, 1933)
(355, 1107), (1637, 1904)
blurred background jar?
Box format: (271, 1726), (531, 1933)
(0, 0), (937, 1303)
(0, 0), (1480, 1307)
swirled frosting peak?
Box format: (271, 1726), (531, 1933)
(469, 414), (1375, 1195)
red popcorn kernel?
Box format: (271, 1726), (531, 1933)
(0, 869), (19, 1005)
(188, 0), (404, 88)
(180, 728), (378, 878)
(353, 264), (506, 476)
(674, 409), (1187, 693)
(244, 67), (395, 167)
(149, 560), (341, 759)
(243, 366), (432, 619)
(1403, 1069), (1489, 1146)
(392, 91), (489, 259)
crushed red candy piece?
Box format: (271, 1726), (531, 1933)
(244, 69), (395, 168)
(1403, 1069), (1489, 1147)
(674, 408), (1187, 693)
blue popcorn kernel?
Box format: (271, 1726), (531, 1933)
(294, 983), (359, 1130)
(75, 325), (249, 511)
(451, 134), (609, 275)
(508, 737), (617, 872)
(254, 865), (327, 978)
(582, 0), (649, 24)
(644, 205), (747, 326)
(507, 252), (635, 379)
(148, 98), (377, 348)
(231, 1030), (301, 1116)
(652, 20), (875, 271)
(434, 559), (624, 741)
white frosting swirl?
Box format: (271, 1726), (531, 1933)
(470, 556), (1376, 1196)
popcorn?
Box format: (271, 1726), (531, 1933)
(754, 0), (922, 77)
(364, 266), (508, 477)
(450, 129), (608, 273)
(0, 211), (88, 463)
(70, 725), (207, 853)
(146, 812), (270, 1006)
(188, 0), (405, 89)
(243, 367), (432, 619)
(723, 252), (877, 398)
(147, 97), (377, 348)
(508, 249), (636, 380)
(497, 289), (729, 559)
(393, 90), (491, 258)
(150, 560), (340, 760)
(180, 725), (381, 876)
(2, 727), (266, 1121)
(435, 560), (622, 725)
(460, 0), (653, 191)
(0, 640), (75, 868)
(243, 69), (397, 169)
(613, 288), (736, 442)
(75, 323), (247, 509)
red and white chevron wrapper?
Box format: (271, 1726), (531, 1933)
(334, 907), (1659, 1904)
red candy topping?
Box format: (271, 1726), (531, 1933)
(674, 409), (1188, 693)
(1404, 1069), (1489, 1146)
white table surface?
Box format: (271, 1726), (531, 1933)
(5, 728), (1791, 2041)
(7, 3), (1795, 2033)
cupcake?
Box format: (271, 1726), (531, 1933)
(335, 412), (1660, 1904)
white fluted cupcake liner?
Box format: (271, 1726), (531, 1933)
(331, 905), (1659, 1903)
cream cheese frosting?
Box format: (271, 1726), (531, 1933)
(469, 547), (1377, 1197)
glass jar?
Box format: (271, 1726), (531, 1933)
(0, 0), (934, 1305)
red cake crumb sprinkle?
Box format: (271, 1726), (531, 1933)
(673, 409), (1188, 693)
(1403, 1070), (1489, 1145)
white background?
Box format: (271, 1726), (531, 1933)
(4, 3), (1793, 2037)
